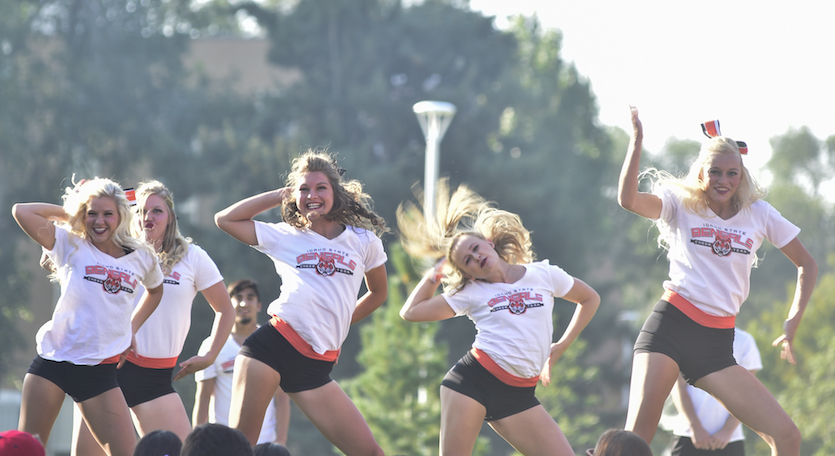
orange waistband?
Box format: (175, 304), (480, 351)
(270, 316), (340, 362)
(100, 354), (122, 365)
(125, 352), (179, 369)
(471, 348), (539, 388)
(662, 289), (735, 329)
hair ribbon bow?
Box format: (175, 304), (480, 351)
(701, 120), (748, 155)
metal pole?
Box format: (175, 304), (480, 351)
(413, 101), (456, 223)
(424, 119), (441, 223)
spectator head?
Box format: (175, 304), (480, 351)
(181, 424), (252, 456)
(133, 429), (182, 456)
(588, 429), (653, 456)
(0, 430), (45, 456)
(253, 442), (291, 456)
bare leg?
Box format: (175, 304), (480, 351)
(624, 351), (680, 443)
(229, 355), (281, 446)
(289, 381), (384, 456)
(438, 386), (486, 456)
(130, 392), (192, 440)
(77, 388), (137, 456)
(697, 365), (800, 456)
(72, 405), (107, 456)
(18, 373), (66, 445)
(489, 405), (573, 456)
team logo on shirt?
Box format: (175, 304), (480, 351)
(711, 231), (733, 257)
(316, 258), (336, 276)
(507, 295), (528, 315)
(296, 250), (356, 276)
(488, 290), (544, 315)
(163, 271), (181, 286)
(84, 265), (137, 294)
(690, 226), (752, 257)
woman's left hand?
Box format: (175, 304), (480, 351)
(772, 334), (797, 365)
(173, 355), (214, 381)
(117, 335), (138, 369)
(539, 342), (568, 386)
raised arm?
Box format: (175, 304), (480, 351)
(772, 237), (818, 364)
(215, 188), (291, 246)
(617, 106), (662, 219)
(399, 267), (456, 323)
(174, 281), (236, 381)
(540, 278), (600, 386)
(12, 202), (67, 250)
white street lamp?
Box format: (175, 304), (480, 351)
(413, 100), (456, 222)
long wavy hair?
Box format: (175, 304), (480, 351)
(132, 180), (192, 274)
(397, 178), (534, 293)
(642, 136), (766, 250)
(281, 149), (387, 236)
(50, 177), (154, 279)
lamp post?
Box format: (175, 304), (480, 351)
(413, 100), (456, 222)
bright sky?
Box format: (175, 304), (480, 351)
(469, 0), (835, 177)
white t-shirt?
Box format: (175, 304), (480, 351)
(39, 225), (164, 365)
(194, 333), (277, 444)
(672, 328), (762, 442)
(442, 260), (575, 379)
(252, 221), (387, 354)
(655, 188), (800, 316)
(133, 244), (224, 361)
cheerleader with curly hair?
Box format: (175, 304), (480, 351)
(215, 150), (388, 455)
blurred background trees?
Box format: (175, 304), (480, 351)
(1, 0), (833, 454)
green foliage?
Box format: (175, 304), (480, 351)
(534, 338), (605, 452)
(345, 243), (451, 455)
(3, 0), (834, 454)
(746, 260), (835, 456)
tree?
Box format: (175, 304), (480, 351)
(746, 260), (835, 456)
(344, 243), (459, 456)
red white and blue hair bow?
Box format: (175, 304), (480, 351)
(701, 120), (748, 155)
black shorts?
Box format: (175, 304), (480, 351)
(671, 435), (745, 456)
(27, 356), (120, 403)
(634, 300), (736, 384)
(238, 323), (334, 393)
(440, 351), (540, 421)
(117, 361), (176, 407)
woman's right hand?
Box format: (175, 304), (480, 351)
(630, 105), (643, 139)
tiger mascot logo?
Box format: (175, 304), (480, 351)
(711, 231), (733, 257)
(507, 295), (527, 315)
(316, 258), (336, 276)
(103, 270), (123, 294)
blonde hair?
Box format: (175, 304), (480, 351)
(397, 179), (534, 293)
(49, 177), (155, 279)
(282, 149), (387, 236)
(133, 180), (191, 274)
(643, 136), (766, 249)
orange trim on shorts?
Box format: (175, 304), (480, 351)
(662, 289), (735, 329)
(470, 348), (539, 388)
(270, 316), (340, 362)
(100, 354), (122, 365)
(125, 352), (179, 369)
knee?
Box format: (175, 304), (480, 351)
(773, 421), (801, 451)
